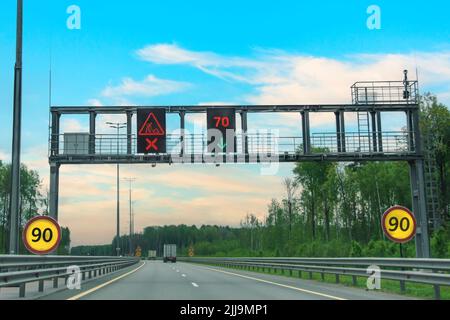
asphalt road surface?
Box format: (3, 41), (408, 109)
(41, 261), (411, 300)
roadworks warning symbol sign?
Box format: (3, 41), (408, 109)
(138, 113), (165, 136)
(137, 109), (166, 154)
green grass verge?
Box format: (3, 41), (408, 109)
(203, 263), (450, 300)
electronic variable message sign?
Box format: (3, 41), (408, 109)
(137, 109), (166, 154)
(207, 108), (236, 153)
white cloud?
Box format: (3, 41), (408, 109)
(247, 52), (449, 105)
(136, 44), (450, 107)
(137, 43), (221, 65)
(137, 44), (263, 83)
(87, 99), (104, 107)
(185, 114), (206, 130)
(0, 149), (10, 162)
(198, 101), (236, 106)
(101, 74), (191, 98)
(60, 119), (88, 133)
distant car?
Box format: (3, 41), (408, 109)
(163, 244), (177, 263)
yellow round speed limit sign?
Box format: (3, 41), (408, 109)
(382, 206), (417, 244)
(22, 216), (62, 255)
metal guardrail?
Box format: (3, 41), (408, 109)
(0, 255), (140, 298)
(180, 257), (450, 300)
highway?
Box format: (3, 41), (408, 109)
(41, 261), (412, 300)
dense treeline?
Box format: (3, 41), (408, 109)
(72, 164), (428, 258)
(0, 162), (71, 254)
(420, 94), (450, 224)
(75, 94), (450, 258)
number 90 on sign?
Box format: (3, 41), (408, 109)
(382, 206), (417, 244)
(23, 216), (62, 255)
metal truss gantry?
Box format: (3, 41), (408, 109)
(47, 78), (431, 258)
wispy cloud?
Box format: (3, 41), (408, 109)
(87, 99), (104, 107)
(136, 44), (450, 106)
(60, 119), (89, 133)
(137, 44), (263, 83)
(101, 74), (191, 98)
(0, 149), (10, 162)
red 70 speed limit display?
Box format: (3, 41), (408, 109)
(207, 108), (236, 153)
(137, 109), (167, 154)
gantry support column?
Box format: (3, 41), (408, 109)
(377, 112), (383, 152)
(301, 111), (311, 154)
(340, 112), (346, 153)
(51, 111), (61, 156)
(409, 107), (430, 258)
(49, 111), (61, 221)
(49, 162), (60, 221)
(406, 110), (415, 153)
(89, 111), (96, 155)
(335, 112), (341, 153)
(335, 111), (346, 153)
(127, 111), (133, 155)
(370, 111), (383, 152)
(409, 159), (431, 258)
(241, 111), (248, 160)
(371, 111), (378, 152)
(180, 111), (186, 157)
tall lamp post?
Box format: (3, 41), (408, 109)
(9, 0), (23, 254)
(123, 177), (136, 255)
(107, 122), (127, 256)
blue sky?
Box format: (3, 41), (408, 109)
(0, 0), (449, 245)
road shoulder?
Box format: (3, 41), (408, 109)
(38, 261), (145, 300)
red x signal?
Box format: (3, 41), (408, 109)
(146, 138), (159, 151)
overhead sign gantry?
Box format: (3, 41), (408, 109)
(46, 72), (431, 258)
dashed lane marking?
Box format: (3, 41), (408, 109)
(198, 265), (346, 300)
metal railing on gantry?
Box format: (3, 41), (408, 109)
(49, 131), (416, 160)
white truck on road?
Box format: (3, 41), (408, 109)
(148, 250), (157, 260)
(163, 244), (177, 263)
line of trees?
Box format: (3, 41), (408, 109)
(75, 162), (421, 258)
(0, 161), (71, 254)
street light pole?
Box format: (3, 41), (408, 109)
(9, 0), (23, 255)
(123, 177), (136, 256)
(107, 122), (126, 256)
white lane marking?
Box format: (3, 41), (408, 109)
(67, 262), (146, 300)
(182, 274), (187, 277)
(192, 282), (199, 288)
(199, 265), (346, 301)
(176, 270), (180, 273)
